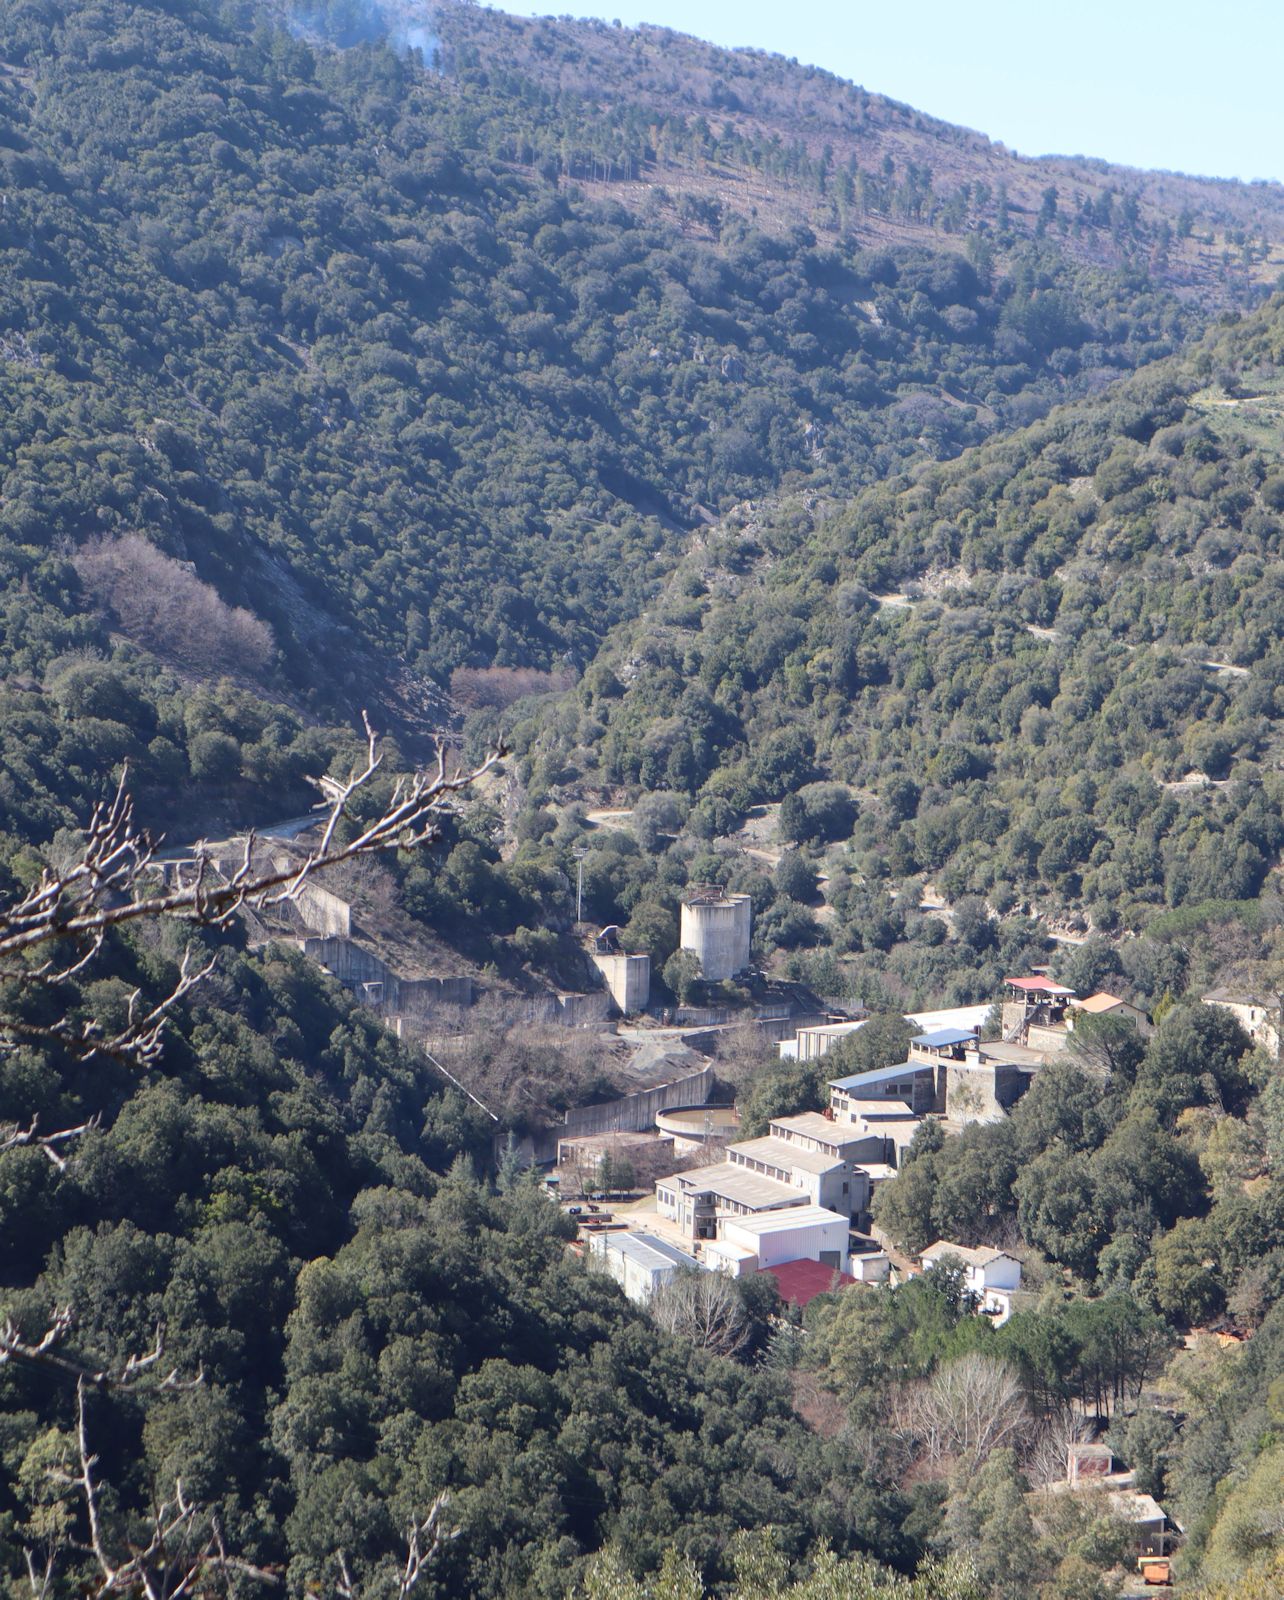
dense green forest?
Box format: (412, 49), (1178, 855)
(2, 2), (1284, 1597)
(513, 299), (1284, 977)
(0, 0), (1267, 724)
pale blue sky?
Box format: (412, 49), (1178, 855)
(492, 0), (1283, 183)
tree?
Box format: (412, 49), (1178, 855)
(0, 728), (497, 1591)
(1108, 1403), (1175, 1497)
(649, 1271), (750, 1357)
(823, 1012), (916, 1087)
(1067, 1011), (1146, 1085)
(662, 947), (703, 1004)
(891, 1353), (1033, 1474)
(941, 1450), (1041, 1600)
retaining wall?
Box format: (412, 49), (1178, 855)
(562, 1065), (717, 1138)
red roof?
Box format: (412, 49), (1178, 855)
(762, 1258), (857, 1309)
(1005, 976), (1075, 996)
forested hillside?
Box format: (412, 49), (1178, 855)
(4, 4), (1284, 1598)
(0, 0), (1276, 739)
(515, 298), (1284, 972)
(426, 0), (1284, 297)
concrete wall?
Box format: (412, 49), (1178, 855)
(945, 1061), (1029, 1123)
(293, 882), (352, 939)
(656, 1105), (740, 1151)
(507, 991), (613, 1028)
(562, 1065), (716, 1138)
(302, 937), (472, 1019)
(590, 951), (651, 1014)
(557, 991), (614, 1027)
(680, 895), (751, 982)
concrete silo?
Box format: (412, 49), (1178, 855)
(680, 889), (752, 982)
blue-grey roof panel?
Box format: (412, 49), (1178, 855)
(912, 1027), (978, 1048)
(828, 1061), (932, 1092)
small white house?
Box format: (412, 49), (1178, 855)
(720, 1205), (850, 1274)
(920, 1241), (1022, 1324)
(588, 1230), (703, 1304)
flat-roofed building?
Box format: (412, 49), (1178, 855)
(720, 1205), (851, 1273)
(827, 1095), (923, 1165)
(588, 1230), (702, 1304)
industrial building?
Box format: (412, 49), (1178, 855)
(656, 1161), (810, 1241)
(680, 888), (752, 982)
(588, 1230), (702, 1304)
(768, 1111), (887, 1166)
(726, 1135), (868, 1219)
(588, 925), (651, 1014)
(719, 1205), (851, 1274)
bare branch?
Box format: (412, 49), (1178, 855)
(400, 1494), (457, 1599)
(1, 1114), (101, 1169)
(44, 1379), (280, 1599)
(23, 1547), (56, 1600)
(335, 1494), (456, 1600)
(0, 1312), (202, 1393)
(0, 727), (500, 1069)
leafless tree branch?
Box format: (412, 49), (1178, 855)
(39, 1379), (280, 1599)
(0, 722), (500, 1069)
(1, 1114), (102, 1170)
(648, 1271), (750, 1358)
(0, 1311), (202, 1393)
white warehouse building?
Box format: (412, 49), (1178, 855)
(719, 1206), (851, 1274)
(588, 1230), (702, 1304)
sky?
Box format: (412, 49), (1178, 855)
(492, 0), (1284, 184)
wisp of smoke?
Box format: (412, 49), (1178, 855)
(384, 1), (440, 63)
(286, 0), (439, 65)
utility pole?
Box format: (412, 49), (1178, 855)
(572, 844), (587, 925)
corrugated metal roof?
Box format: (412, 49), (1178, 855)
(770, 1112), (873, 1147)
(729, 1136), (843, 1176)
(602, 1231), (702, 1273)
(828, 1061), (931, 1092)
(912, 1027), (978, 1048)
(721, 1204), (850, 1236)
(674, 1161), (804, 1210)
(905, 1004), (992, 1032)
(1005, 976), (1075, 996)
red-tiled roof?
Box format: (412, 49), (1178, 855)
(1004, 976), (1076, 996)
(762, 1258), (856, 1308)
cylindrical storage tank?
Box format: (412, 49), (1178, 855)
(680, 892), (751, 982)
